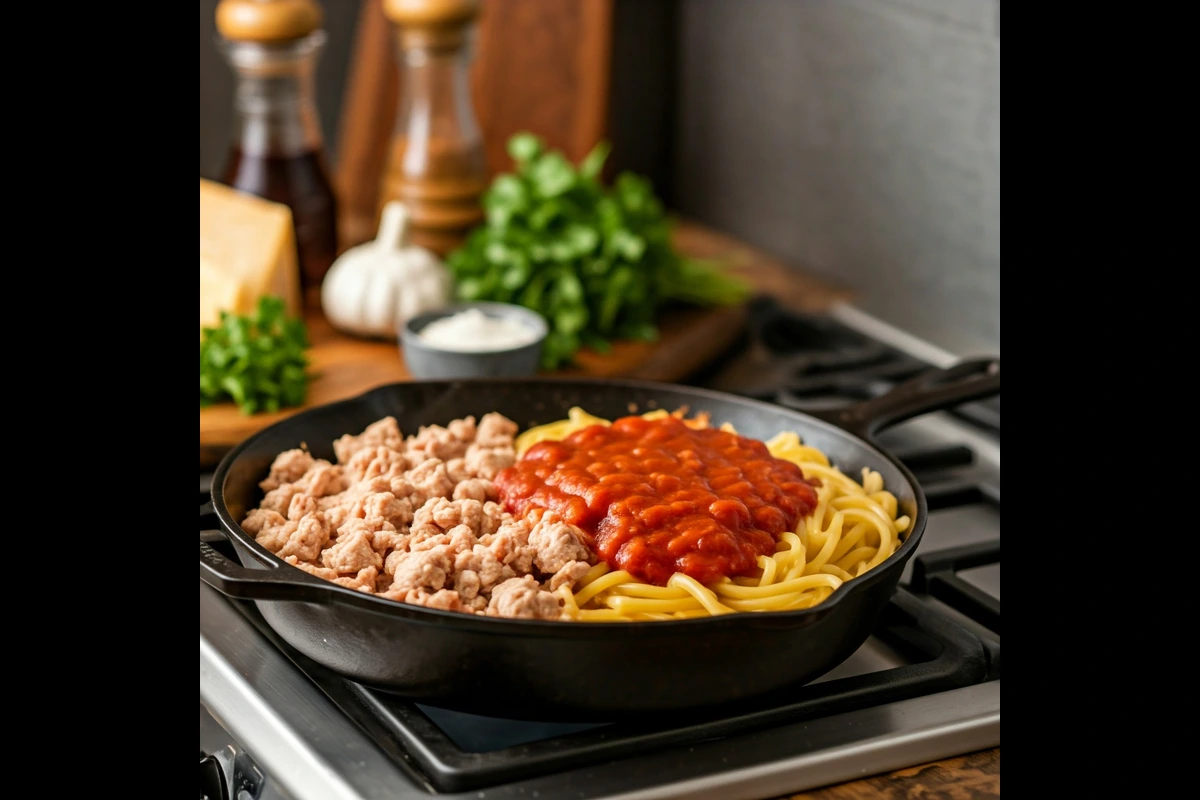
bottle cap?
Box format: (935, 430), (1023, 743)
(382, 0), (480, 50)
(216, 0), (323, 43)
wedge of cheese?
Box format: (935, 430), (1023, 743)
(199, 178), (301, 336)
(199, 258), (248, 336)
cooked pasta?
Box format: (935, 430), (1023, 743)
(513, 407), (911, 622)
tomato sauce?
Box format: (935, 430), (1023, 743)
(494, 416), (821, 586)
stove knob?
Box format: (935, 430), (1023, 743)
(199, 750), (228, 800)
(227, 749), (267, 799)
(200, 746), (266, 800)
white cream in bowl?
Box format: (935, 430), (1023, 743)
(417, 308), (542, 353)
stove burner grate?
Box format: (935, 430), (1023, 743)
(218, 576), (994, 794)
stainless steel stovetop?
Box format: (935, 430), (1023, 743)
(199, 300), (1000, 800)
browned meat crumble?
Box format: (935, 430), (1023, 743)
(241, 414), (596, 620)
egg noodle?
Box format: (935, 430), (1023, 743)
(515, 407), (911, 622)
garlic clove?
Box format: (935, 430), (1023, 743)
(320, 201), (453, 339)
(376, 201), (410, 252)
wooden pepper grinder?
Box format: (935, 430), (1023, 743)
(379, 0), (488, 257)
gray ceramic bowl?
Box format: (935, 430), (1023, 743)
(400, 302), (549, 379)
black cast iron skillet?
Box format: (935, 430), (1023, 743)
(200, 358), (999, 720)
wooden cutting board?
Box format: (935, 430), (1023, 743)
(199, 222), (851, 467)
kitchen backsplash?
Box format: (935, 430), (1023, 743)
(672, 0), (1000, 356)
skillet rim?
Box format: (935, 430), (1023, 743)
(210, 376), (929, 632)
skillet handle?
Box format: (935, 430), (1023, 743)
(199, 502), (334, 604)
(200, 500), (225, 544)
(808, 357), (1000, 440)
(200, 541), (336, 603)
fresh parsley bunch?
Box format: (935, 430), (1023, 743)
(199, 295), (311, 415)
(446, 133), (751, 369)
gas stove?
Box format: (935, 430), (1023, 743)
(199, 298), (1000, 800)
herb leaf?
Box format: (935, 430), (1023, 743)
(199, 295), (311, 415)
(447, 132), (751, 370)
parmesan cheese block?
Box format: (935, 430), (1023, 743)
(199, 259), (248, 336)
(199, 178), (301, 336)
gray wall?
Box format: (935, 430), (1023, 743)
(672, 0), (1000, 356)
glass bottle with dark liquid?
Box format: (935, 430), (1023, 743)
(215, 0), (338, 303)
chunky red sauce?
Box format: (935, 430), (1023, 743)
(494, 416), (821, 586)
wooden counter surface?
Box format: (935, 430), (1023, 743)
(774, 748), (1000, 798)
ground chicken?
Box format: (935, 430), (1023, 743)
(303, 462), (346, 497)
(528, 511), (593, 574)
(547, 560), (592, 592)
(405, 459), (456, 506)
(345, 445), (408, 484)
(253, 517), (296, 554)
(387, 545), (454, 594)
(371, 527), (409, 557)
(333, 417), (404, 464)
(287, 493), (318, 522)
(383, 587), (464, 612)
(242, 508), (286, 536)
(487, 576), (563, 620)
(475, 413), (518, 448)
(276, 512), (330, 562)
(323, 504), (351, 533)
(260, 449), (314, 492)
(453, 478), (496, 502)
(286, 556), (337, 581)
(333, 566), (379, 594)
(406, 417), (476, 462)
(260, 484), (302, 515)
(322, 529), (383, 573)
(241, 413), (595, 620)
(454, 545), (515, 601)
(463, 445), (514, 481)
(480, 517), (538, 574)
(355, 491), (414, 530)
(425, 497), (492, 536)
(445, 458), (471, 484)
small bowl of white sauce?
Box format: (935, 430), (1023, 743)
(400, 302), (549, 379)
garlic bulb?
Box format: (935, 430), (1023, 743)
(320, 202), (452, 338)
